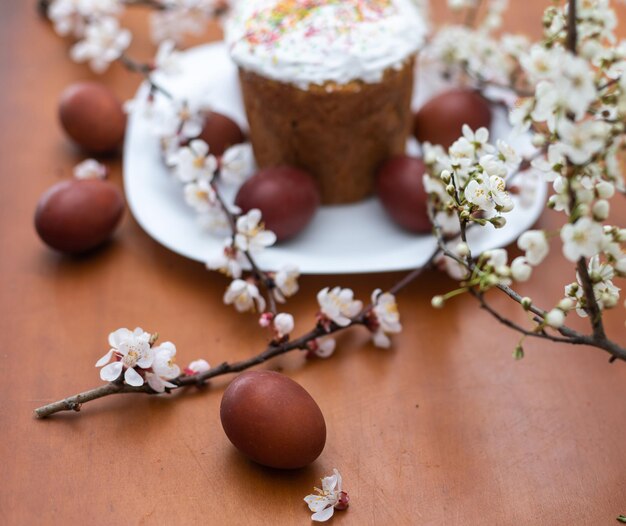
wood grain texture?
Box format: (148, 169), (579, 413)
(1, 2), (626, 525)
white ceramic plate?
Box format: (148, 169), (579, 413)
(124, 42), (546, 274)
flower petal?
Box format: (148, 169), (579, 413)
(124, 367), (144, 387)
(147, 373), (165, 393)
(100, 361), (123, 382)
(304, 495), (331, 513)
(311, 505), (335, 522)
(95, 349), (114, 367)
(108, 328), (131, 349)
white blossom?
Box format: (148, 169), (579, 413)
(489, 175), (514, 211)
(149, 4), (209, 45)
(560, 217), (604, 262)
(220, 143), (255, 185)
(496, 139), (522, 171)
(169, 139), (217, 183)
(304, 469), (349, 522)
(567, 255), (622, 315)
(307, 338), (336, 359)
(592, 199), (610, 221)
(531, 144), (565, 182)
(146, 341), (180, 393)
(557, 119), (610, 165)
(154, 39), (182, 75)
(184, 358), (210, 375)
(510, 98), (534, 134)
(479, 155), (507, 178)
(317, 287), (363, 327)
(370, 289), (402, 348)
(485, 248), (508, 267)
(273, 264), (300, 302)
(95, 327), (153, 387)
(462, 126), (495, 157)
(273, 313), (294, 339)
(49, 0), (122, 38)
(224, 279), (266, 313)
(545, 308), (565, 328)
(206, 242), (245, 279)
(518, 230), (549, 265)
(184, 178), (216, 212)
(73, 159), (107, 180)
(197, 206), (231, 235)
(70, 17), (131, 73)
(465, 179), (494, 213)
(511, 256), (532, 282)
(158, 100), (207, 141)
(234, 209), (277, 253)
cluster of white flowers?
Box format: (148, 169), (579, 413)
(149, 0), (223, 44)
(429, 0), (525, 85)
(48, 0), (123, 38)
(70, 16), (131, 73)
(316, 287), (403, 349)
(48, 0), (223, 73)
(95, 327), (180, 392)
(423, 125), (520, 231)
(429, 0), (626, 337)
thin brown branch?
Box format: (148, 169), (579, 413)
(472, 290), (577, 344)
(429, 204), (626, 363)
(123, 0), (168, 9)
(119, 54), (175, 100)
(576, 257), (607, 340)
(388, 247), (440, 297)
(34, 250), (439, 417)
(33, 382), (146, 418)
(566, 0), (578, 55)
(34, 323), (353, 418)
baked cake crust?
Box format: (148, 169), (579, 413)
(239, 57), (416, 204)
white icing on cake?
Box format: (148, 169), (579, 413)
(225, 0), (427, 88)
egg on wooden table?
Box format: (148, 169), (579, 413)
(414, 88), (493, 149)
(59, 82), (126, 153)
(34, 179), (125, 254)
(198, 111), (245, 156)
(376, 155), (431, 234)
(220, 370), (327, 469)
(235, 166), (320, 242)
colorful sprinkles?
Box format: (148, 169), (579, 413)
(243, 0), (394, 46)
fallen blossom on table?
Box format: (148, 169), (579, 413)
(304, 468), (349, 522)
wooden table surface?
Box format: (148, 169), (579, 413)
(2, 2), (626, 524)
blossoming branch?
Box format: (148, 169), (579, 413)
(34, 0), (626, 421)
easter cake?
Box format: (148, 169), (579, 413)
(225, 0), (427, 204)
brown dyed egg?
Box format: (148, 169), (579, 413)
(35, 179), (124, 254)
(59, 82), (126, 153)
(198, 111), (245, 156)
(235, 166), (320, 242)
(414, 89), (492, 149)
(376, 155), (431, 233)
(220, 370), (326, 469)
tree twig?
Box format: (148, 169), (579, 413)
(34, 248), (440, 418)
(430, 206), (626, 363)
(566, 0), (578, 55)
